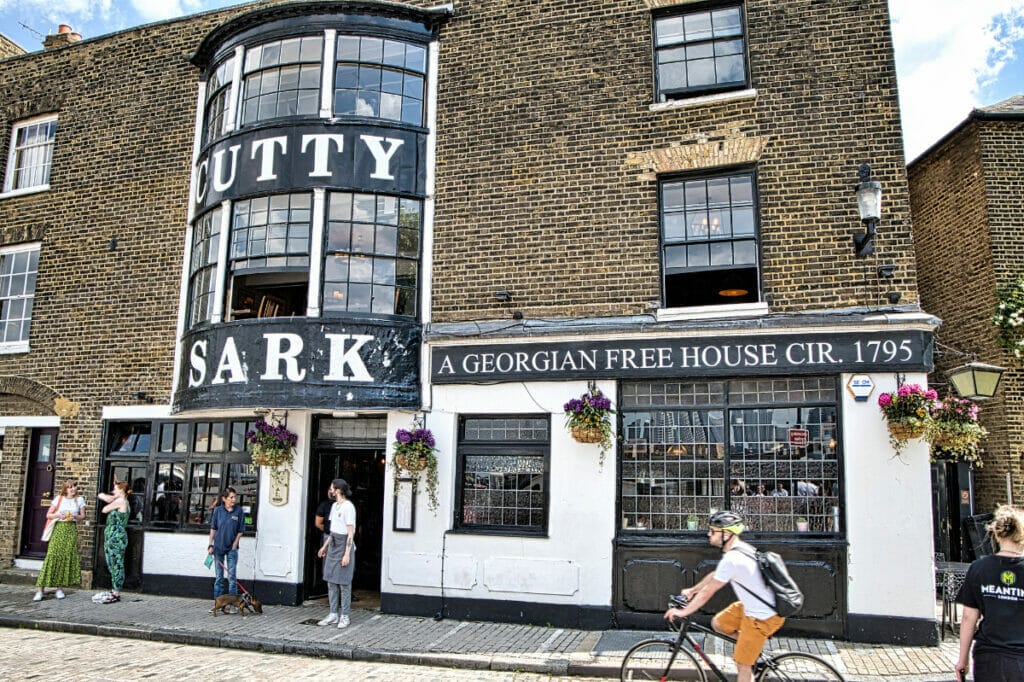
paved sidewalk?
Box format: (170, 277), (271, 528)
(0, 584), (960, 681)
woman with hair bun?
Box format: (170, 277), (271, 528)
(316, 478), (356, 629)
(96, 480), (131, 604)
(955, 504), (1024, 681)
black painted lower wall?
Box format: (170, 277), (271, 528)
(847, 613), (938, 646)
(382, 591), (615, 630)
(140, 573), (302, 606)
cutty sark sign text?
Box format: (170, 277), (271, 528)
(431, 330), (933, 383)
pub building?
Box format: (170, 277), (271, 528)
(0, 0), (939, 644)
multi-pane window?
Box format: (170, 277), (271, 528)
(661, 171), (758, 308)
(204, 56), (236, 144)
(240, 36), (323, 126)
(334, 36), (427, 125)
(228, 194), (311, 319)
(4, 115), (57, 193)
(103, 420), (259, 531)
(620, 378), (840, 534)
(324, 192), (421, 316)
(654, 5), (747, 101)
(188, 208), (221, 327)
(0, 244), (39, 351)
(456, 416), (550, 535)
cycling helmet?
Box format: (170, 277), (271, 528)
(708, 510), (745, 535)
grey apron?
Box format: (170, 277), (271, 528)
(323, 532), (355, 585)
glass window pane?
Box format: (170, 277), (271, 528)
(664, 213), (686, 241)
(348, 283), (372, 312)
(733, 207), (755, 236)
(372, 257), (395, 284)
(665, 245), (687, 269)
(684, 12), (713, 41)
(687, 58), (715, 86)
(360, 37), (383, 62)
(710, 242), (733, 266)
(716, 54), (745, 83)
(406, 45), (426, 72)
(712, 8), (742, 37)
(684, 180), (706, 208)
(656, 16), (685, 45)
(734, 241), (756, 265)
(687, 244), (709, 268)
(372, 285), (395, 313)
(337, 36), (360, 60)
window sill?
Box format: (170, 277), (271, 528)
(656, 301), (768, 322)
(0, 342), (29, 354)
(0, 185), (50, 200)
(650, 88), (757, 112)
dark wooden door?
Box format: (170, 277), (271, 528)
(20, 429), (60, 557)
(304, 448), (385, 598)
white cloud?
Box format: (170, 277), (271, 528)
(0, 0), (113, 24)
(128, 0), (205, 23)
(889, 0), (1024, 160)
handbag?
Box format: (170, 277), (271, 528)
(40, 495), (64, 542)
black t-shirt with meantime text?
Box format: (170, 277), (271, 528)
(956, 554), (1024, 656)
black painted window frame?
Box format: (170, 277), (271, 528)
(652, 1), (749, 102)
(333, 34), (428, 126)
(454, 414), (551, 536)
(659, 167), (761, 308)
(239, 35), (324, 127)
(102, 420), (259, 534)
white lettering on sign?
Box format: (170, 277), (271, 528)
(195, 131), (407, 205)
(189, 339), (208, 387)
(261, 333), (306, 381)
(212, 337), (247, 384)
(323, 334), (374, 382)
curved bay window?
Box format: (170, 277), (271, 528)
(334, 35), (427, 124)
(204, 56), (236, 144)
(188, 207), (221, 327)
(620, 377), (840, 534)
(228, 193), (311, 320)
(324, 192), (421, 316)
(240, 36), (323, 126)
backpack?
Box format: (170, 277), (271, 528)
(730, 546), (804, 617)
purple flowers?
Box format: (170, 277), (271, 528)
(563, 390), (612, 415)
(395, 428), (435, 448)
(245, 418), (298, 467)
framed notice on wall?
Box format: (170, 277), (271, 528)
(393, 478), (416, 532)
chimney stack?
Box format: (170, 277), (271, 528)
(43, 25), (82, 50)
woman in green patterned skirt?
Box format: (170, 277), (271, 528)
(97, 480), (130, 604)
(34, 480), (86, 601)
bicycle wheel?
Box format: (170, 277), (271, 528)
(758, 652), (845, 682)
(620, 639), (707, 681)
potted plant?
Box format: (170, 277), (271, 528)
(926, 396), (987, 468)
(245, 418), (297, 470)
(686, 514), (700, 530)
(796, 516), (810, 532)
(393, 426), (439, 512)
(877, 383), (938, 455)
(992, 274), (1024, 361)
(563, 387), (615, 464)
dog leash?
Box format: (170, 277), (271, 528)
(212, 555), (254, 599)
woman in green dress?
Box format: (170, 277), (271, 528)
(97, 480), (130, 604)
(34, 480), (86, 601)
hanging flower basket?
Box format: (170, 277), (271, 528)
(392, 425), (439, 513)
(571, 424), (604, 444)
(246, 419), (297, 470)
(877, 383), (937, 456)
(926, 396), (987, 468)
(564, 387), (615, 466)
(887, 421), (925, 441)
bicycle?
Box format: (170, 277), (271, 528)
(620, 596), (846, 681)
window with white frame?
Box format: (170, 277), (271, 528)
(4, 115), (57, 194)
(0, 243), (39, 352)
(661, 170), (759, 308)
(653, 4), (748, 102)
(240, 36), (323, 126)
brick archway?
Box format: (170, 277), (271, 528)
(0, 376), (63, 416)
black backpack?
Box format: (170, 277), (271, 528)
(730, 546), (804, 617)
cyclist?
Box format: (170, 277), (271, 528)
(664, 510), (784, 682)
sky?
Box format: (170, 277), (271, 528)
(0, 0), (1022, 162)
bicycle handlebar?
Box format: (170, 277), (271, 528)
(668, 594), (689, 610)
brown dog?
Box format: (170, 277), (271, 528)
(210, 593), (263, 616)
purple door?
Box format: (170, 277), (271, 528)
(20, 429), (59, 557)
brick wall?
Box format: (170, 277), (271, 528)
(909, 116), (1024, 511)
(430, 0), (917, 322)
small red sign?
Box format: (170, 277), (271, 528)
(788, 428), (810, 448)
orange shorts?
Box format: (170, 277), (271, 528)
(714, 601), (785, 666)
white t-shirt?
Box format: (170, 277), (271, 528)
(329, 499), (357, 545)
(713, 540), (777, 619)
(53, 495), (86, 517)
